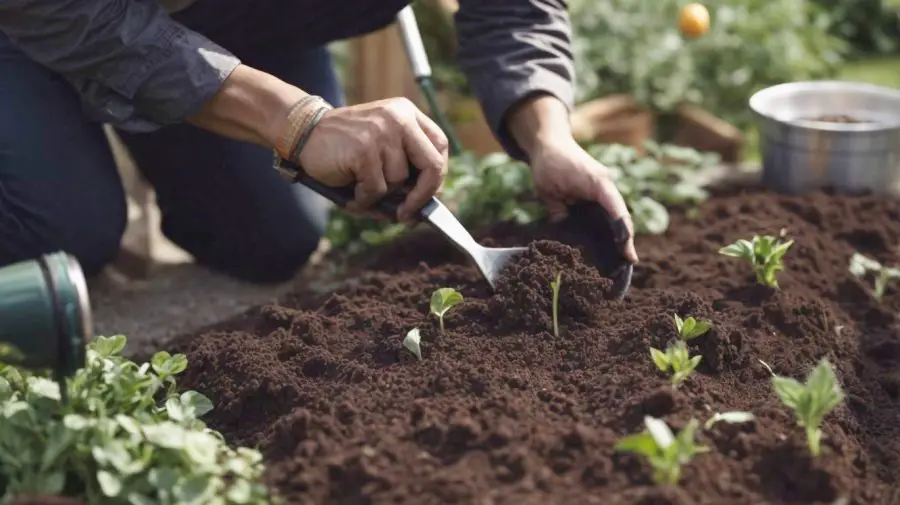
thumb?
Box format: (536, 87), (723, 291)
(545, 200), (568, 223)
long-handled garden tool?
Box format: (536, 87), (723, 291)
(395, 5), (463, 156)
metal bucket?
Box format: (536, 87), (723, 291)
(749, 81), (900, 194)
(0, 252), (92, 378)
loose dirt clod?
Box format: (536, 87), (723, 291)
(173, 187), (900, 505)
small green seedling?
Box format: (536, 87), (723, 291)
(403, 328), (424, 361)
(550, 272), (562, 337)
(849, 252), (900, 301)
(673, 314), (711, 340)
(719, 235), (794, 288)
(766, 358), (845, 457)
(430, 287), (464, 332)
(615, 416), (708, 485)
(650, 341), (702, 387)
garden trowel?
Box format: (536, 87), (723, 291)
(275, 161), (633, 299)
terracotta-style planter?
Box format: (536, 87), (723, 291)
(570, 94), (655, 149)
(672, 103), (744, 163)
(446, 97), (503, 156)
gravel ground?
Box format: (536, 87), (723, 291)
(88, 263), (294, 356)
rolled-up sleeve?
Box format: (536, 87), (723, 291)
(0, 0), (241, 132)
(454, 0), (575, 160)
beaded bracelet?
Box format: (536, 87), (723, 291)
(272, 95), (333, 182)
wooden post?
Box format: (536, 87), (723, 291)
(347, 24), (421, 106)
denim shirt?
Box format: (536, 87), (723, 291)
(0, 0), (574, 158)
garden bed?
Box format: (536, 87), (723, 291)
(172, 186), (900, 504)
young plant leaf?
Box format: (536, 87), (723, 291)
(770, 358), (845, 456)
(848, 252), (900, 300)
(719, 235), (793, 288)
(614, 416), (708, 485)
(550, 272), (562, 338)
(403, 328), (424, 361)
(673, 314), (711, 340)
(651, 340), (702, 388)
(704, 411), (756, 430)
(430, 287), (464, 332)
(649, 348), (670, 372)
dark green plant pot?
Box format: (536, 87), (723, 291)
(0, 252), (91, 379)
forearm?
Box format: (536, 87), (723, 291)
(507, 94), (574, 159)
(187, 64), (307, 149)
(0, 0), (241, 131)
(455, 0), (575, 160)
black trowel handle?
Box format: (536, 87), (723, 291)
(277, 158), (420, 220)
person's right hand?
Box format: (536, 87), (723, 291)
(297, 97), (449, 223)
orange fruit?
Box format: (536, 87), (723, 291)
(679, 3), (710, 38)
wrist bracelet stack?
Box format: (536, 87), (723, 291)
(273, 95), (333, 182)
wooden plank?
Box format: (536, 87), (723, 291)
(347, 24), (421, 106)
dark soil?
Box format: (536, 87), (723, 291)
(808, 115), (869, 124)
(173, 187), (900, 505)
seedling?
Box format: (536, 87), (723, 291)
(403, 328), (424, 361)
(765, 358), (845, 457)
(849, 252), (900, 301)
(719, 235), (794, 288)
(650, 341), (702, 387)
(615, 416), (708, 485)
(430, 287), (464, 332)
(550, 272), (562, 337)
(673, 314), (710, 340)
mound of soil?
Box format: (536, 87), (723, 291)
(173, 187), (900, 505)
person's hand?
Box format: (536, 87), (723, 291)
(530, 137), (639, 264)
(298, 97), (449, 223)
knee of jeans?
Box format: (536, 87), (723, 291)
(227, 230), (322, 285)
(71, 204), (128, 277)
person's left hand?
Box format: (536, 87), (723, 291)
(529, 137), (639, 264)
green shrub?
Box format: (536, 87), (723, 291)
(0, 336), (272, 504)
(571, 0), (847, 128)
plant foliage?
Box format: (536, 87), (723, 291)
(767, 359), (845, 457)
(849, 252), (900, 301)
(0, 335), (271, 504)
(673, 314), (711, 340)
(570, 0), (846, 127)
(719, 235), (793, 288)
(429, 287), (464, 333)
(615, 416), (708, 485)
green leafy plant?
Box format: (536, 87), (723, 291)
(0, 335), (271, 503)
(550, 272), (562, 337)
(571, 0), (845, 128)
(587, 141), (716, 235)
(719, 235), (794, 288)
(764, 358), (845, 457)
(673, 314), (711, 340)
(430, 287), (464, 332)
(615, 411), (755, 485)
(403, 328), (424, 361)
(324, 143), (719, 255)
(849, 252), (900, 301)
(615, 416), (708, 485)
(650, 341), (702, 388)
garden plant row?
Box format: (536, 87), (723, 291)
(175, 182), (899, 504)
(1, 144), (898, 504)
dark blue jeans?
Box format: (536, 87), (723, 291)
(0, 13), (341, 283)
